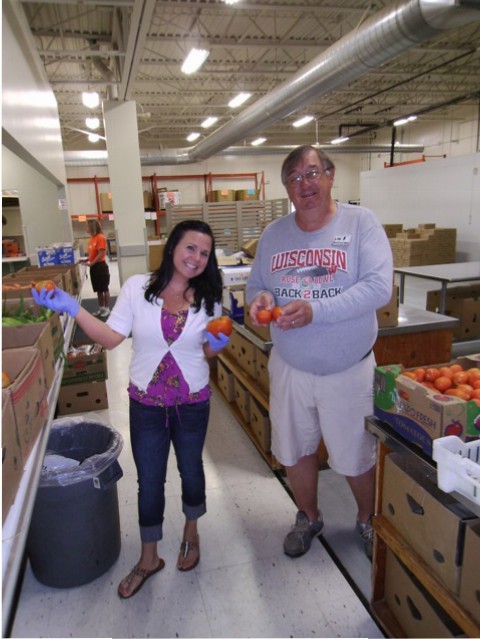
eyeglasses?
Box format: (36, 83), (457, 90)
(285, 167), (329, 187)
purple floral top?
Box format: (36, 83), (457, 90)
(128, 307), (211, 407)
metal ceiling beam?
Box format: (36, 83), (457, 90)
(136, 0), (480, 165)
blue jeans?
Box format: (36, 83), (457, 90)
(129, 398), (210, 543)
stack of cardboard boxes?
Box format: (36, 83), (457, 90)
(387, 223), (457, 267)
(427, 284), (480, 340)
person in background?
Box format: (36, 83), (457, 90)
(246, 145), (393, 560)
(86, 218), (111, 318)
(32, 220), (230, 598)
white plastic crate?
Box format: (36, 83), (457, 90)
(432, 436), (480, 506)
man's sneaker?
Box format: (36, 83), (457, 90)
(92, 309), (103, 317)
(356, 517), (374, 560)
(99, 307), (110, 318)
(283, 511), (324, 558)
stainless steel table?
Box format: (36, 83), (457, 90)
(394, 261), (480, 314)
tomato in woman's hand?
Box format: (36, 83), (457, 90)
(271, 306), (283, 321)
(32, 279), (56, 295)
(257, 309), (272, 324)
(206, 316), (233, 337)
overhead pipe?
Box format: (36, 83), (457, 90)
(120, 0), (479, 166)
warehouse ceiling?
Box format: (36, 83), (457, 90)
(20, 0), (480, 156)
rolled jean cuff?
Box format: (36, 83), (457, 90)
(140, 523), (163, 543)
(183, 501), (207, 521)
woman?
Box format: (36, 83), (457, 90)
(32, 220), (230, 599)
(86, 218), (111, 317)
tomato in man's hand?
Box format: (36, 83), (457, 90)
(257, 309), (272, 324)
(207, 316), (233, 337)
(271, 306), (283, 321)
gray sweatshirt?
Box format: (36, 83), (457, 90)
(246, 202), (393, 375)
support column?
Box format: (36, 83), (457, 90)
(102, 100), (148, 284)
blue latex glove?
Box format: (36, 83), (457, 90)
(205, 330), (230, 352)
(31, 286), (80, 317)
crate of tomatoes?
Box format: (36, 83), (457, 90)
(374, 354), (480, 456)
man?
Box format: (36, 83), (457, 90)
(246, 145), (393, 559)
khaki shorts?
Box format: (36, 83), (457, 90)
(268, 348), (376, 476)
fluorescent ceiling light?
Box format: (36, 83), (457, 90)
(82, 91), (100, 108)
(293, 115), (314, 128)
(251, 137), (266, 146)
(223, 0), (241, 4)
(394, 115), (418, 127)
(88, 133), (100, 143)
(201, 116), (218, 128)
(181, 48), (210, 75)
(85, 117), (100, 130)
(186, 132), (201, 142)
(228, 92), (252, 108)
(330, 136), (350, 145)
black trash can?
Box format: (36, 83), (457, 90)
(27, 416), (123, 588)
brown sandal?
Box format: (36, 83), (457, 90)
(118, 559), (165, 599)
(177, 534), (200, 572)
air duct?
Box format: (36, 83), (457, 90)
(74, 0), (480, 166)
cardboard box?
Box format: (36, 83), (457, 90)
(100, 192), (113, 212)
(158, 190), (181, 208)
(143, 190), (154, 209)
(376, 284), (399, 328)
(2, 393), (23, 524)
(20, 264), (82, 296)
(209, 189), (235, 202)
(254, 347), (270, 394)
(37, 246), (58, 266)
(233, 377), (250, 423)
(220, 265), (251, 287)
(384, 549), (464, 637)
(148, 242), (166, 271)
(217, 359), (235, 402)
(3, 321), (57, 388)
(55, 244), (75, 264)
(2, 347), (48, 462)
(2, 271), (64, 300)
(226, 330), (256, 378)
(250, 396), (270, 452)
(427, 285), (480, 340)
(235, 189), (260, 201)
(241, 238), (258, 258)
(2, 298), (64, 360)
(382, 452), (478, 594)
(458, 520), (480, 624)
(61, 342), (108, 386)
(373, 355), (480, 456)
(57, 380), (109, 415)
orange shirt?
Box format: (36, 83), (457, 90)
(88, 233), (107, 263)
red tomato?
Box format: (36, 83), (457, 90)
(413, 368), (426, 382)
(33, 279), (56, 294)
(257, 309), (272, 324)
(434, 376), (453, 392)
(424, 368), (441, 382)
(271, 306), (283, 321)
(445, 388), (470, 401)
(207, 316), (233, 337)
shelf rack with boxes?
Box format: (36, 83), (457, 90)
(215, 321), (280, 470)
(366, 416), (480, 638)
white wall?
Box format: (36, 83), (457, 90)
(2, 147), (73, 258)
(2, 0), (66, 187)
(360, 152), (480, 261)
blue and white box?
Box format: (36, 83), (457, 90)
(55, 243), (75, 264)
(37, 247), (58, 266)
